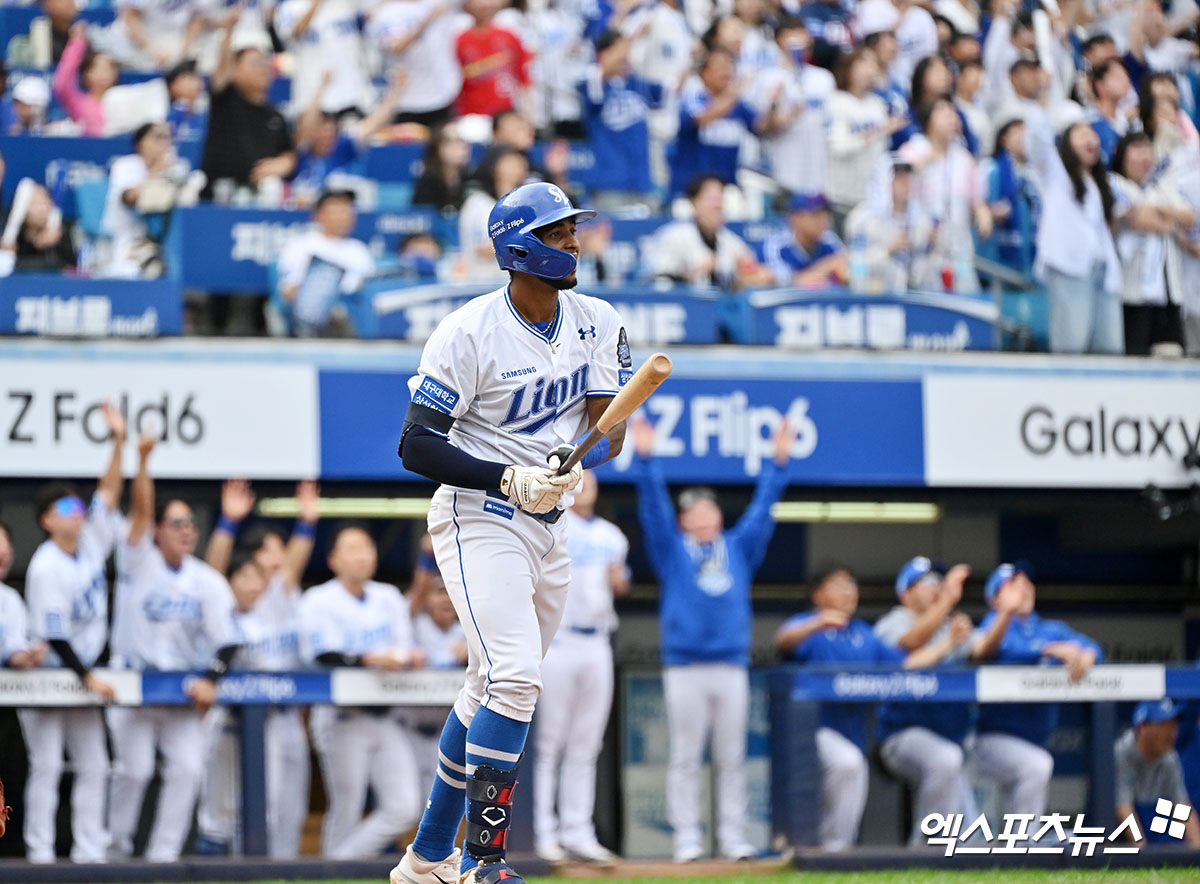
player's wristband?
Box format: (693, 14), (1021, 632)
(216, 515), (241, 535)
(572, 433), (610, 470)
(292, 520), (317, 540)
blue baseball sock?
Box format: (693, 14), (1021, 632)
(411, 708), (470, 863)
(461, 707), (530, 873)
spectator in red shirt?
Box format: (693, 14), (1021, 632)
(454, 0), (531, 118)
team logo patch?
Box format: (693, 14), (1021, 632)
(619, 370), (632, 387)
(617, 327), (631, 369)
(483, 500), (515, 520)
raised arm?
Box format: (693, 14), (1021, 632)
(903, 612), (972, 669)
(127, 431), (157, 546)
(629, 414), (678, 572)
(727, 421), (794, 569)
(968, 607), (1016, 661)
(280, 480), (319, 590)
(353, 67), (409, 143)
(211, 9), (241, 95)
(893, 565), (969, 652)
(205, 479), (256, 574)
(95, 402), (127, 511)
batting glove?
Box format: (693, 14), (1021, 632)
(545, 444), (584, 492)
(500, 465), (566, 514)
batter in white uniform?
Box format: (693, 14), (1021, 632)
(533, 472), (628, 864)
(196, 479), (318, 858)
(300, 524), (424, 859)
(108, 436), (238, 863)
(390, 182), (627, 884)
(18, 404), (126, 864)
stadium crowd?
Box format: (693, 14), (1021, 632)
(0, 408), (1198, 863)
(2, 0), (1200, 353)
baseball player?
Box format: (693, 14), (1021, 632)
(197, 479), (319, 858)
(1115, 700), (1200, 845)
(631, 415), (794, 863)
(775, 568), (967, 851)
(107, 435), (240, 862)
(1, 520), (46, 671)
(874, 557), (976, 845)
(533, 472), (629, 865)
(18, 403), (126, 864)
(967, 563), (1104, 819)
(390, 181), (626, 884)
(300, 523), (425, 859)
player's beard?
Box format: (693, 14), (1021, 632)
(550, 272), (578, 290)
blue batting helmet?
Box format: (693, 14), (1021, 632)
(487, 182), (596, 280)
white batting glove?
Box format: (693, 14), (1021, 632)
(545, 444), (584, 492)
(500, 465), (566, 514)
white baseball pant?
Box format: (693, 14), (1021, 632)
(814, 726), (869, 851)
(16, 708), (110, 863)
(879, 726), (970, 845)
(309, 705), (422, 858)
(401, 706), (448, 811)
(198, 707), (310, 857)
(969, 732), (1054, 818)
(427, 488), (571, 725)
(107, 705), (207, 862)
(533, 631), (614, 853)
(662, 663), (750, 859)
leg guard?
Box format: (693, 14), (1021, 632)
(465, 764), (518, 866)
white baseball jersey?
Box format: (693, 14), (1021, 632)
(407, 286), (628, 471)
(299, 578), (414, 660)
(0, 583), (32, 663)
(412, 611), (467, 668)
(230, 575), (304, 671)
(561, 510), (628, 633)
(26, 495), (123, 668)
(114, 537), (235, 670)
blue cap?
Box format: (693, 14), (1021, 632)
(1133, 699), (1179, 726)
(984, 563), (1017, 604)
(894, 556), (945, 596)
(788, 191), (829, 213)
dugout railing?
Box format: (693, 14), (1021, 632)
(769, 663), (1184, 851)
(0, 664), (1192, 860)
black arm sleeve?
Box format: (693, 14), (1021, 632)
(316, 652), (363, 667)
(202, 643), (241, 683)
(48, 639), (89, 680)
(398, 402), (507, 491)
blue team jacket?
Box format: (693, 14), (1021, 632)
(783, 615), (906, 752)
(975, 610), (1104, 746)
(635, 455), (789, 667)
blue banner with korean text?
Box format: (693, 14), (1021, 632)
(0, 275), (181, 337)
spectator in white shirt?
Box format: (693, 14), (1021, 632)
(367, 0), (464, 127)
(1108, 130), (1194, 355)
(456, 146), (529, 283)
(105, 0), (221, 70)
(650, 173), (773, 291)
(981, 0), (1035, 111)
(845, 157), (937, 292)
(1130, 0), (1200, 115)
(276, 189), (375, 336)
(102, 121), (177, 278)
(275, 0), (372, 118)
(1030, 120), (1124, 353)
(827, 47), (906, 227)
(751, 16), (836, 197)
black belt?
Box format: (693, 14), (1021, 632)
(485, 489), (563, 524)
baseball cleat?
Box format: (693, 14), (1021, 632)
(458, 860), (526, 883)
(534, 843), (568, 863)
(390, 845), (462, 884)
(564, 841), (618, 865)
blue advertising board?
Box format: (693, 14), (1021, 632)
(362, 281), (723, 345)
(0, 274), (181, 336)
(317, 366), (925, 484)
(164, 204), (450, 292)
(746, 289), (999, 351)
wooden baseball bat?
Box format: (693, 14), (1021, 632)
(556, 352), (673, 475)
